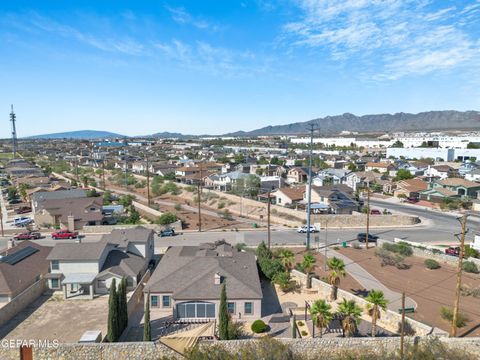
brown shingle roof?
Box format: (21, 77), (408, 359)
(438, 178), (480, 188)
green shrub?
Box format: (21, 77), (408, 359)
(440, 306), (469, 327)
(217, 201), (226, 209)
(424, 259), (440, 270)
(251, 319), (268, 333)
(462, 261), (479, 274)
(465, 245), (479, 259)
(297, 321), (304, 326)
(156, 212), (177, 225)
(174, 203), (182, 211)
(301, 330), (308, 336)
(382, 242), (413, 257)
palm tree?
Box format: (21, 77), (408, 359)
(310, 299), (333, 338)
(337, 299), (362, 337)
(278, 249), (295, 271)
(327, 257), (346, 300)
(365, 290), (388, 337)
(302, 253), (316, 289)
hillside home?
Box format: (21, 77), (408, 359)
(287, 167), (309, 184)
(145, 241), (262, 321)
(272, 186), (305, 206)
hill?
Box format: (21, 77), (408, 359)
(228, 110), (480, 136)
(27, 130), (126, 139)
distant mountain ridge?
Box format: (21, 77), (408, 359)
(27, 130), (125, 139)
(227, 110), (480, 136)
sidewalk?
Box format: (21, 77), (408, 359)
(329, 249), (417, 311)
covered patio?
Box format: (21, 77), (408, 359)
(61, 273), (96, 300)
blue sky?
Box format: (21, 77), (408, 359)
(1, 0), (479, 137)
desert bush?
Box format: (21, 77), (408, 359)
(382, 242), (413, 257)
(424, 259), (441, 270)
(440, 306), (469, 327)
(462, 261), (479, 274)
(301, 330), (308, 336)
(218, 201), (226, 209)
(156, 212), (177, 225)
(174, 203), (182, 211)
(251, 319), (268, 333)
(375, 249), (405, 268)
(397, 320), (416, 336)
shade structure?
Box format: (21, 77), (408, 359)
(159, 322), (215, 355)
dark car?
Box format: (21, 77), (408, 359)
(357, 233), (379, 243)
(13, 232), (41, 240)
(159, 228), (176, 237)
(15, 206), (32, 214)
(8, 198), (22, 204)
(405, 197), (419, 204)
(445, 246), (460, 257)
(370, 209), (381, 215)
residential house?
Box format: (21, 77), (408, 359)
(394, 179), (428, 198)
(424, 165), (457, 181)
(0, 241), (51, 304)
(46, 227), (154, 299)
(260, 176), (285, 191)
(31, 189), (86, 214)
(204, 171), (251, 192)
(365, 161), (395, 173)
(272, 186), (305, 207)
(345, 171), (384, 191)
(464, 168), (480, 182)
(287, 167), (309, 184)
(144, 240), (262, 321)
(34, 196), (103, 230)
(313, 169), (351, 187)
(307, 185), (359, 214)
(420, 178), (480, 202)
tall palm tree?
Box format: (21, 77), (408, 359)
(310, 299), (333, 338)
(278, 249), (295, 271)
(365, 290), (388, 337)
(326, 257), (346, 300)
(337, 299), (362, 337)
(302, 253), (316, 289)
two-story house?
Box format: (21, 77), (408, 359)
(46, 227), (154, 299)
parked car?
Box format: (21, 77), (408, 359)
(357, 233), (379, 243)
(51, 230), (79, 239)
(297, 225), (318, 233)
(445, 246), (460, 257)
(404, 197), (419, 204)
(15, 206), (32, 214)
(159, 228), (176, 237)
(14, 217), (33, 227)
(13, 231), (41, 240)
(370, 209), (381, 215)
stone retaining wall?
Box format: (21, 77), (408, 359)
(0, 277), (47, 328)
(290, 269), (441, 337)
(83, 221), (182, 234)
(2, 337), (479, 360)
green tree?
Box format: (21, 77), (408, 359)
(310, 299), (333, 338)
(18, 183), (28, 201)
(392, 140), (404, 148)
(337, 299), (362, 337)
(395, 169), (413, 181)
(273, 271), (293, 292)
(156, 212), (177, 225)
(365, 290), (388, 337)
(7, 186), (17, 201)
(302, 253), (316, 289)
(103, 190), (112, 205)
(107, 278), (119, 342)
(467, 142), (480, 149)
(218, 282), (230, 340)
(118, 278), (128, 334)
(143, 292), (151, 341)
(327, 257), (346, 300)
(278, 249), (295, 271)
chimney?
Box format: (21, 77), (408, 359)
(67, 214), (75, 232)
(214, 272), (221, 285)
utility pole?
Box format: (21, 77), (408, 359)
(267, 191), (271, 250)
(145, 154), (151, 207)
(10, 105), (18, 158)
(324, 219), (328, 271)
(306, 123), (315, 250)
(451, 214), (469, 337)
(124, 151), (128, 188)
(365, 185), (370, 250)
(75, 158), (79, 184)
(0, 203), (4, 237)
(101, 160), (106, 190)
(400, 291), (405, 360)
(197, 162), (203, 232)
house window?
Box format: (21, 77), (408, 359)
(244, 302), (253, 315)
(151, 295), (159, 308)
(162, 295), (171, 308)
(227, 302), (235, 314)
(70, 283), (78, 292)
(176, 302), (215, 318)
(51, 279), (60, 289)
(126, 277), (134, 287)
(278, 198), (281, 204)
(97, 280), (106, 288)
(51, 260), (59, 270)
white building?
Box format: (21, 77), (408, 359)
(386, 148), (454, 161)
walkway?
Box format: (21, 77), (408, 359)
(329, 249), (417, 311)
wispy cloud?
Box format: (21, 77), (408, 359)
(284, 0), (480, 80)
(165, 6), (213, 30)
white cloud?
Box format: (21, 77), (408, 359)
(165, 6), (212, 29)
(284, 0), (480, 80)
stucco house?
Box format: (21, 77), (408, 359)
(46, 227), (154, 299)
(144, 241), (262, 321)
(272, 186), (305, 206)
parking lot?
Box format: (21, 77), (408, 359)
(0, 294), (109, 343)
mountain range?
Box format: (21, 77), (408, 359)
(24, 110), (480, 139)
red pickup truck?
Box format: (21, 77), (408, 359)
(445, 247), (460, 257)
(51, 230), (79, 240)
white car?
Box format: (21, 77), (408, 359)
(297, 225), (318, 233)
